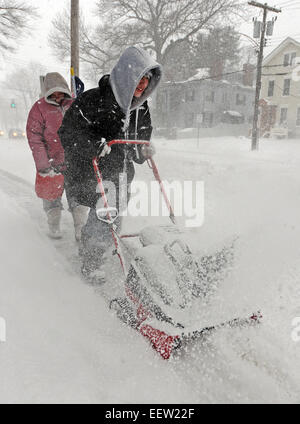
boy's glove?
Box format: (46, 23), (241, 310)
(141, 143), (155, 159)
(97, 138), (111, 158)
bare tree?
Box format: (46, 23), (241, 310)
(49, 9), (70, 62)
(49, 0), (245, 78)
(4, 61), (46, 110)
(95, 0), (242, 63)
(49, 8), (88, 63)
(48, 8), (100, 83)
(0, 61), (46, 129)
(0, 1), (37, 53)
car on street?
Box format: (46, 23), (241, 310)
(8, 129), (26, 139)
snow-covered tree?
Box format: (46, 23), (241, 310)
(162, 26), (242, 82)
(193, 26), (242, 79)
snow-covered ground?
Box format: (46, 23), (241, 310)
(0, 135), (300, 403)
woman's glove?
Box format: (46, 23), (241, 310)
(141, 143), (156, 159)
(52, 163), (67, 173)
(38, 168), (60, 177)
(97, 138), (111, 158)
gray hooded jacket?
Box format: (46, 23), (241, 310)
(109, 46), (162, 129)
(44, 72), (72, 105)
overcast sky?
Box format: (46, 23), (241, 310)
(2, 0), (300, 89)
(1, 0), (98, 87)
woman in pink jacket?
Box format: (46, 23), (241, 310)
(26, 72), (88, 240)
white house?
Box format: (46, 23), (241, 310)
(261, 37), (300, 138)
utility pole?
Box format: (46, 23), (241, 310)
(71, 0), (80, 80)
(248, 1), (281, 151)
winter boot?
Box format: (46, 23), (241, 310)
(72, 205), (89, 242)
(47, 207), (62, 239)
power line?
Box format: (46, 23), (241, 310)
(266, 32), (300, 39)
(173, 62), (299, 85)
(276, 0), (298, 6)
(284, 3), (300, 7)
(1, 61), (296, 94)
(262, 72), (289, 76)
(282, 6), (300, 11)
(280, 0), (300, 6)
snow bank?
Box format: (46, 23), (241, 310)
(0, 188), (190, 403)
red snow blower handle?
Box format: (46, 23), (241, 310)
(106, 139), (150, 148)
(94, 139), (176, 225)
(92, 140), (176, 276)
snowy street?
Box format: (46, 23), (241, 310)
(0, 135), (300, 403)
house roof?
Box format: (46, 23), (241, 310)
(263, 37), (300, 65)
(164, 75), (254, 91)
(186, 68), (210, 81)
(224, 110), (243, 117)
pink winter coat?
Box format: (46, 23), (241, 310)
(26, 72), (73, 172)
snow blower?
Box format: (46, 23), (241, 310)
(93, 140), (262, 360)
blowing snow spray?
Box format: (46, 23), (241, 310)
(291, 317), (300, 343)
(0, 316), (6, 342)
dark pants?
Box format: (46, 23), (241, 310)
(78, 172), (131, 274)
(79, 208), (122, 273)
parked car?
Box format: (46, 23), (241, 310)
(8, 129), (26, 139)
(270, 126), (289, 139)
(154, 127), (178, 139)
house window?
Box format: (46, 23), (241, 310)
(283, 79), (291, 96)
(185, 89), (195, 102)
(284, 53), (290, 67)
(222, 92), (228, 104)
(203, 111), (214, 127)
(284, 52), (297, 66)
(268, 80), (274, 97)
(205, 91), (215, 102)
(184, 112), (195, 127)
(296, 108), (300, 126)
(236, 93), (246, 105)
(169, 91), (179, 111)
(280, 108), (288, 125)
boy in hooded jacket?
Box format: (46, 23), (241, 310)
(26, 72), (88, 240)
(58, 46), (162, 279)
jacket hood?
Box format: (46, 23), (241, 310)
(109, 46), (162, 128)
(44, 72), (72, 105)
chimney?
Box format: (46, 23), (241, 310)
(243, 63), (255, 87)
(209, 58), (224, 81)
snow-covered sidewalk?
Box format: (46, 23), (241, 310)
(0, 184), (193, 403)
(1, 136), (300, 403)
